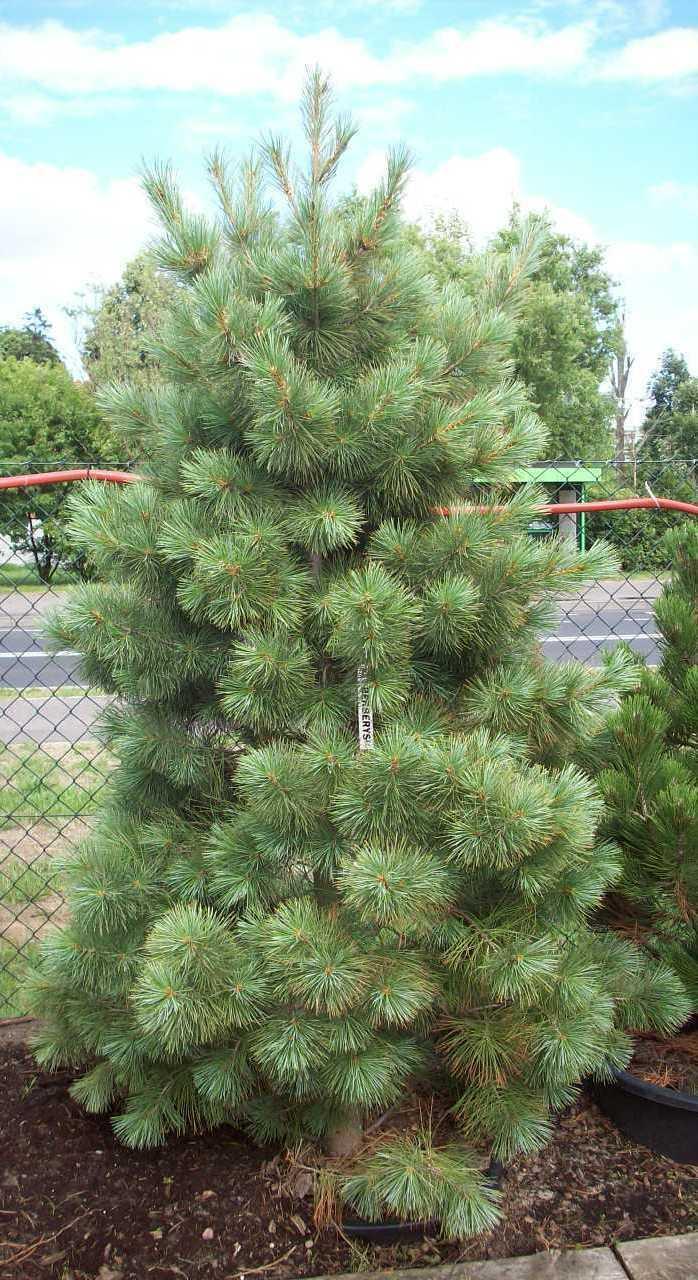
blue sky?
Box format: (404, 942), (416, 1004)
(1, 0), (697, 424)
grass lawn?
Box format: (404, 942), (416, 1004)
(0, 563), (74, 588)
(0, 740), (112, 829)
(0, 939), (38, 1018)
(0, 851), (60, 905)
(0, 742), (111, 1016)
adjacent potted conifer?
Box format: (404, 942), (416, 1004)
(27, 72), (689, 1236)
(589, 523), (698, 1161)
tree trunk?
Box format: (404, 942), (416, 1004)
(611, 318), (633, 469)
(325, 1113), (364, 1158)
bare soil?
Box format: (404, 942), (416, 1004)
(0, 891), (68, 949)
(0, 819), (89, 868)
(2, 1040), (698, 1280)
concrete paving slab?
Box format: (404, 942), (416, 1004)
(616, 1233), (698, 1280)
(323, 1246), (625, 1280)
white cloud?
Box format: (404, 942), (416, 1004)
(1, 11), (695, 128)
(1, 141), (696, 438)
(0, 94), (62, 125)
(400, 149), (524, 243)
(353, 97), (414, 133)
(534, 1), (668, 32)
(605, 240), (698, 415)
(648, 180), (698, 213)
(0, 15), (594, 103)
(358, 146), (596, 245)
(0, 153), (152, 373)
(0, 92), (124, 126)
(601, 27), (698, 80)
(387, 20), (593, 84)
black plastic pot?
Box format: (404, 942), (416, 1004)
(341, 1158), (505, 1243)
(593, 1067), (698, 1163)
(342, 1217), (438, 1243)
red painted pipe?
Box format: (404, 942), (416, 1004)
(439, 496), (698, 518)
(541, 496), (698, 517)
(0, 470), (696, 518)
(0, 468), (136, 490)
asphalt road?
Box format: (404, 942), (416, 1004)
(0, 625), (82, 689)
(0, 583), (663, 743)
(539, 598), (660, 665)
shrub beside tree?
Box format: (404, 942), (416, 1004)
(27, 74), (688, 1236)
(589, 523), (698, 1003)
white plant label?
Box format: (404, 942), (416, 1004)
(357, 665), (374, 751)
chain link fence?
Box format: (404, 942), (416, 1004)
(0, 457), (696, 1017)
(523, 457), (697, 667)
(0, 467), (116, 1017)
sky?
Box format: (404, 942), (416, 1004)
(0, 0), (697, 428)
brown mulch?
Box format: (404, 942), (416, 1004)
(2, 1040), (698, 1280)
(629, 1030), (698, 1093)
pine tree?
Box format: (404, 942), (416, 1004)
(27, 72), (689, 1237)
(590, 523), (698, 1004)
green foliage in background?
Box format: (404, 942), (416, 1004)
(492, 212), (618, 462)
(410, 208), (619, 462)
(26, 72), (687, 1238)
(69, 253), (177, 389)
(641, 349), (698, 462)
(0, 358), (121, 581)
(0, 308), (61, 367)
(586, 460), (698, 573)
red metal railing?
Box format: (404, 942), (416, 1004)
(0, 468), (135, 491)
(1, 469), (697, 518)
(540, 496), (698, 517)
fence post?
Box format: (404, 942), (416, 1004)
(557, 487), (578, 544)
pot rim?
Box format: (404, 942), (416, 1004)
(601, 1065), (698, 1113)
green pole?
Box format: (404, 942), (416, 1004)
(580, 484), (586, 551)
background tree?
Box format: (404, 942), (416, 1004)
(403, 210), (475, 288)
(609, 315), (633, 465)
(665, 378), (698, 458)
(412, 209), (620, 461)
(491, 212), (619, 460)
(0, 307), (61, 366)
(28, 73), (686, 1237)
(645, 349), (690, 420)
(641, 350), (698, 460)
(590, 349), (698, 570)
(0, 359), (120, 580)
(68, 253), (176, 388)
